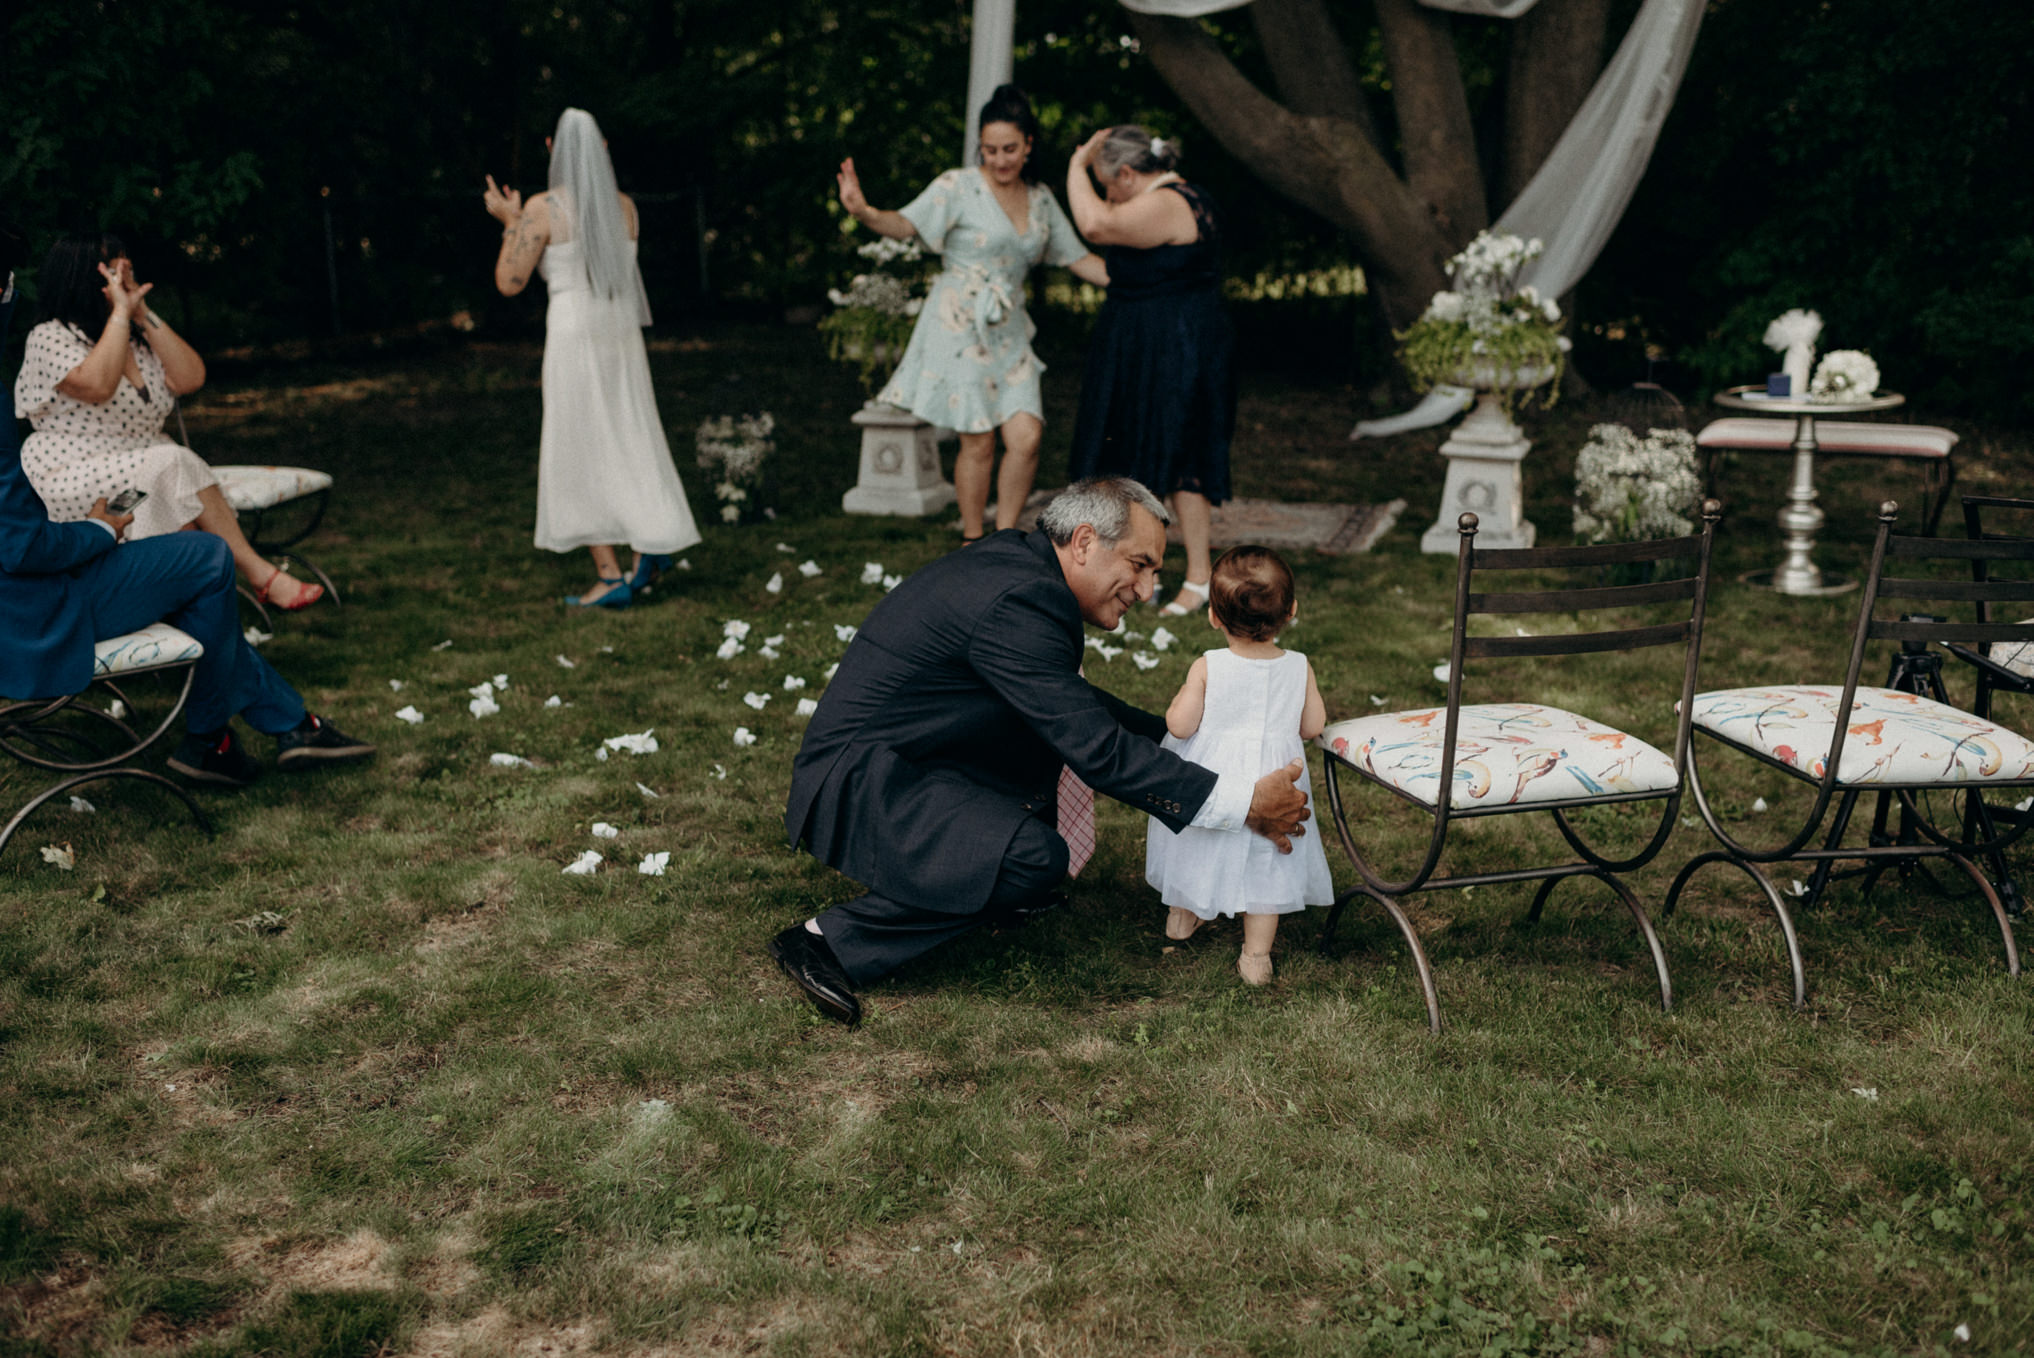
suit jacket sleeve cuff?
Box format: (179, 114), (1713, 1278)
(1188, 772), (1253, 833)
(87, 519), (116, 538)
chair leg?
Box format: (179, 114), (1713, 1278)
(1943, 853), (2020, 977)
(1319, 885), (1442, 1034)
(1537, 870), (1673, 1012)
(1665, 851), (1807, 1009)
(0, 769), (216, 857)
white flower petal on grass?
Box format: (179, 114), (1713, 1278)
(676, 559), (691, 571)
(493, 673), (510, 688)
(1433, 663), (1452, 683)
(764, 634), (785, 647)
(107, 699), (127, 720)
(1954, 1323), (1971, 1343)
(555, 654), (577, 669)
(388, 679), (405, 692)
(244, 626), (273, 646)
(1091, 644), (1123, 662)
(776, 542), (798, 554)
(636, 1097), (672, 1122)
(636, 782), (660, 799)
(2017, 796), (2034, 813)
(1370, 695), (1388, 707)
(432, 639), (455, 651)
(835, 624), (858, 643)
(743, 692), (770, 711)
(41, 845), (75, 870)
(783, 675), (807, 691)
(468, 694), (500, 719)
(638, 851), (671, 876)
(592, 822), (621, 840)
(1851, 1087), (1879, 1102)
(490, 753), (534, 769)
(596, 748), (610, 761)
(68, 796), (96, 814)
(724, 619), (752, 640)
(861, 562), (885, 584)
(1752, 797), (1769, 813)
(716, 637), (745, 660)
(544, 695), (563, 708)
(795, 697), (818, 718)
(766, 572), (784, 594)
(758, 646), (781, 661)
(711, 764), (728, 780)
(883, 574), (902, 591)
(562, 850), (603, 876)
(1787, 880), (1809, 897)
(798, 560), (822, 578)
(733, 727), (758, 747)
(600, 645), (614, 653)
(1131, 652), (1160, 671)
(824, 662), (840, 681)
(467, 681), (495, 700)
(394, 705), (425, 725)
(1119, 629), (1144, 642)
(604, 730), (659, 756)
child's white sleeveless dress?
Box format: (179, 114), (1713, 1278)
(1146, 648), (1335, 918)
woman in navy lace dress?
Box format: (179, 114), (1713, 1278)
(1066, 126), (1236, 616)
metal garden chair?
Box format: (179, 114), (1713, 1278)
(1315, 503), (1723, 1032)
(1, 623), (214, 856)
(1668, 502), (2034, 984)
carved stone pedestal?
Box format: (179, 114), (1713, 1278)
(1419, 391), (1537, 553)
(842, 401), (957, 517)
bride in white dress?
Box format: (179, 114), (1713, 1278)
(484, 108), (700, 608)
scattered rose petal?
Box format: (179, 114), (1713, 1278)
(1954, 1323), (1971, 1342)
(468, 694), (500, 719)
(1680, 816), (1697, 828)
(1752, 797), (1769, 812)
(1851, 1087), (1879, 1102)
(493, 673), (510, 688)
(783, 675), (807, 691)
(555, 654), (576, 669)
(388, 679), (405, 692)
(715, 679), (729, 691)
(1370, 695), (1388, 707)
(636, 782), (659, 799)
(592, 822), (621, 839)
(1433, 663), (1452, 683)
(432, 639), (454, 651)
(600, 645), (614, 653)
(764, 634), (785, 647)
(489, 753), (534, 768)
(733, 727), (757, 747)
(775, 542), (798, 554)
(2017, 796), (2033, 813)
(1151, 627), (1177, 651)
(766, 572), (784, 594)
(40, 844), (75, 870)
(795, 697), (818, 718)
(835, 624), (857, 642)
(798, 560), (822, 578)
(716, 637), (744, 660)
(861, 562), (885, 584)
(244, 626), (273, 646)
(883, 574), (902, 591)
(824, 662), (839, 681)
(467, 681), (495, 700)
(395, 705), (425, 725)
(596, 748), (610, 761)
(1787, 879), (1808, 897)
(106, 699), (127, 720)
(711, 764), (727, 780)
(758, 646), (781, 660)
(1131, 651), (1160, 671)
(68, 796), (96, 814)
(1120, 629), (1144, 642)
(743, 691), (770, 710)
(562, 850), (602, 876)
(544, 695), (563, 708)
(603, 729), (659, 756)
(676, 559), (691, 571)
(724, 620), (752, 640)
(638, 851), (670, 876)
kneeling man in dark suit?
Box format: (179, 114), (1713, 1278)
(775, 476), (1310, 1024)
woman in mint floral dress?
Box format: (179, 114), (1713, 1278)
(836, 85), (1108, 539)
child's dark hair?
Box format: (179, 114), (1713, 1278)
(1209, 545), (1296, 642)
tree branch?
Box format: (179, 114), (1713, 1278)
(1372, 0), (1487, 247)
(1249, 0), (1380, 147)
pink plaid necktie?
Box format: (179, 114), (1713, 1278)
(1058, 765), (1097, 878)
(1057, 662), (1098, 877)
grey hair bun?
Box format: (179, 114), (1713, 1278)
(1095, 125), (1181, 178)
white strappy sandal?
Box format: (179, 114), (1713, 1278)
(1159, 579), (1211, 617)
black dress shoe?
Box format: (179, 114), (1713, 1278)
(987, 890), (1069, 931)
(768, 925), (862, 1026)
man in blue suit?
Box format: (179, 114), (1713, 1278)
(2, 235), (373, 785)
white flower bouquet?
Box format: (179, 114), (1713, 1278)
(1810, 348), (1881, 402)
(696, 412), (775, 525)
(1397, 231), (1566, 414)
(1572, 424), (1703, 545)
(820, 236), (929, 391)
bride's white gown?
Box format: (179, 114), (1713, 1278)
(533, 237), (701, 555)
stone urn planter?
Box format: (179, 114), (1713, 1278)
(842, 400), (957, 517)
(1417, 360), (1560, 554)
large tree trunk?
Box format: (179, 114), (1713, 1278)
(1132, 0), (1613, 333)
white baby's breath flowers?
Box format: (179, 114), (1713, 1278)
(1571, 424), (1702, 544)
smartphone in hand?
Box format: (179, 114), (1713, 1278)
(106, 487), (148, 514)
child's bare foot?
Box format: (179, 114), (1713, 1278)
(1165, 907), (1203, 941)
(1238, 950), (1274, 985)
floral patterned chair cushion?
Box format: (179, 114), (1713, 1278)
(92, 623), (204, 678)
(210, 465), (334, 513)
(1689, 685), (2034, 785)
(1988, 624), (2034, 682)
(1318, 703), (1679, 810)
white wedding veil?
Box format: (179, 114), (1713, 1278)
(547, 108), (652, 325)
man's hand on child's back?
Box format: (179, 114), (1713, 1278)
(1245, 758), (1310, 853)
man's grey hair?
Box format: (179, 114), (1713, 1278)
(1038, 477), (1171, 546)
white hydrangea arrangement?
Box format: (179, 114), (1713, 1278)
(1810, 348), (1880, 402)
(1397, 231), (1566, 414)
(1572, 424), (1703, 544)
(696, 413), (775, 524)
(820, 236), (928, 390)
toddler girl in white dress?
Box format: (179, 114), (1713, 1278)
(1146, 545), (1335, 984)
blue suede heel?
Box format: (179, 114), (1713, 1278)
(625, 553), (674, 592)
(563, 576), (632, 609)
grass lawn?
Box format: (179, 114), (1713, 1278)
(2, 322), (2029, 1355)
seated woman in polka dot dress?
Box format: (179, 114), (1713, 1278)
(11, 233), (323, 610)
